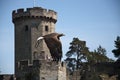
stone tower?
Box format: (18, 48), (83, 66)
(12, 7), (57, 77)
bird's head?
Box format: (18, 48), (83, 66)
(59, 33), (65, 37)
(57, 33), (65, 40)
(37, 36), (44, 41)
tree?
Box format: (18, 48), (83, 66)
(65, 58), (76, 72)
(65, 38), (113, 72)
(65, 38), (89, 70)
(112, 36), (120, 58)
(94, 45), (109, 62)
(97, 45), (106, 55)
(89, 45), (113, 63)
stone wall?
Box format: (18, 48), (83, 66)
(69, 61), (120, 80)
(16, 60), (67, 80)
(0, 74), (15, 80)
(12, 7), (57, 77)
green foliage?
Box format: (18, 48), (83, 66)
(66, 38), (88, 58)
(65, 38), (89, 70)
(112, 36), (120, 58)
(88, 45), (113, 63)
(65, 37), (113, 71)
(65, 58), (76, 71)
(97, 45), (106, 55)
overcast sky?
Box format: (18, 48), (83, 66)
(0, 0), (120, 74)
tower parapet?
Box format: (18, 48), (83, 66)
(18, 60), (67, 80)
(12, 7), (57, 23)
(19, 60), (66, 71)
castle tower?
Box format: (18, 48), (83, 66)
(12, 7), (57, 76)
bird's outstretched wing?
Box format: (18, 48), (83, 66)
(36, 33), (64, 61)
(44, 35), (62, 60)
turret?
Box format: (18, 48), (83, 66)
(12, 7), (57, 78)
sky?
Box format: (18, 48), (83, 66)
(0, 0), (120, 74)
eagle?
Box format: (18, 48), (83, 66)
(36, 33), (65, 61)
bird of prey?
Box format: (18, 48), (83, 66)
(36, 33), (65, 61)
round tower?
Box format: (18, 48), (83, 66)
(12, 7), (57, 76)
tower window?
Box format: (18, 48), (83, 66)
(45, 26), (48, 31)
(33, 52), (38, 59)
(25, 25), (28, 31)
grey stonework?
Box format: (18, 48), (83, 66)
(16, 60), (66, 80)
(12, 7), (67, 80)
(12, 7), (56, 76)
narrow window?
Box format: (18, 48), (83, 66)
(33, 52), (38, 59)
(41, 77), (45, 80)
(45, 26), (48, 31)
(25, 25), (28, 31)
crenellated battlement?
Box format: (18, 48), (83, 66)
(12, 7), (57, 23)
(19, 60), (66, 71)
(18, 60), (66, 80)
